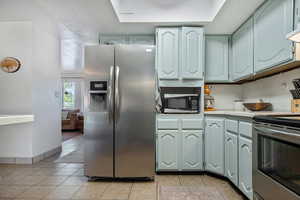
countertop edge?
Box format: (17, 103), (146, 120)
(0, 115), (35, 126)
(204, 111), (300, 118)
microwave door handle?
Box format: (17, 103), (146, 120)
(254, 126), (300, 144)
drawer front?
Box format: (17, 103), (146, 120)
(182, 119), (203, 129)
(225, 119), (238, 133)
(239, 121), (252, 138)
(157, 119), (179, 130)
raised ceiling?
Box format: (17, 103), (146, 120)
(36, 0), (265, 43)
(110, 0), (226, 22)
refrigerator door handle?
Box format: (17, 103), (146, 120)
(108, 66), (114, 123)
(115, 66), (120, 123)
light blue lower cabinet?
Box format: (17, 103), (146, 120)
(157, 130), (179, 171)
(205, 118), (225, 175)
(239, 136), (253, 200)
(156, 129), (203, 171)
(182, 130), (203, 170)
(225, 131), (238, 186)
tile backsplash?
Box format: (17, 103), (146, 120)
(209, 68), (300, 112)
(242, 68), (300, 112)
(209, 85), (243, 110)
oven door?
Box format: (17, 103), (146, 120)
(253, 124), (300, 200)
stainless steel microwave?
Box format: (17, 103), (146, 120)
(161, 94), (200, 114)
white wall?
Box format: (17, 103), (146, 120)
(0, 22), (33, 115)
(209, 84), (243, 110)
(210, 68), (299, 112)
(0, 0), (62, 158)
(242, 69), (299, 112)
(0, 21), (34, 158)
(31, 19), (61, 157)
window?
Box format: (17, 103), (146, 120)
(63, 81), (76, 109)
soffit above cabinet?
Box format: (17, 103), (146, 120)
(30, 0), (264, 43)
(110, 0), (226, 22)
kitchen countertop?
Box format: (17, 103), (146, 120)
(204, 110), (300, 118)
(0, 115), (34, 126)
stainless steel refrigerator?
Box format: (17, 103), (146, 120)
(84, 45), (155, 179)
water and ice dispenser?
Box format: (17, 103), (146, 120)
(88, 81), (108, 112)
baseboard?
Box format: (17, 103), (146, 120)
(0, 145), (62, 164)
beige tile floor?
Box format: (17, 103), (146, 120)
(0, 136), (246, 200)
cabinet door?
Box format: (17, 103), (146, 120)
(254, 0), (293, 72)
(205, 118), (224, 175)
(182, 130), (203, 170)
(157, 28), (179, 80)
(232, 18), (254, 81)
(128, 35), (155, 45)
(239, 136), (253, 200)
(181, 27), (204, 80)
(157, 130), (179, 170)
(205, 36), (229, 82)
(225, 131), (238, 186)
(99, 35), (128, 45)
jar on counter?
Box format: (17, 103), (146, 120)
(234, 100), (245, 111)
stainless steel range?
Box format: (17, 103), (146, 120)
(253, 116), (300, 200)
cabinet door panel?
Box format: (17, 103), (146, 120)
(239, 137), (253, 200)
(254, 0), (293, 72)
(205, 118), (224, 175)
(182, 130), (203, 170)
(205, 36), (229, 82)
(99, 35), (128, 45)
(157, 130), (179, 170)
(157, 28), (179, 80)
(232, 18), (254, 81)
(225, 131), (238, 186)
(181, 27), (204, 80)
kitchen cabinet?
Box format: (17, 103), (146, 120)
(205, 36), (229, 82)
(254, 0), (294, 73)
(156, 28), (179, 80)
(128, 35), (155, 45)
(181, 27), (204, 80)
(99, 35), (128, 45)
(100, 34), (155, 45)
(156, 114), (204, 171)
(157, 130), (179, 170)
(182, 130), (203, 170)
(205, 117), (224, 175)
(225, 131), (238, 186)
(239, 136), (253, 200)
(156, 27), (204, 87)
(232, 17), (254, 81)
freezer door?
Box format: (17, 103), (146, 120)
(84, 45), (115, 177)
(114, 45), (155, 178)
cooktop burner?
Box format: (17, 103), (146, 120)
(254, 115), (300, 128)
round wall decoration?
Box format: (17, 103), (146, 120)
(0, 57), (21, 73)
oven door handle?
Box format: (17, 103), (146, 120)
(254, 126), (300, 144)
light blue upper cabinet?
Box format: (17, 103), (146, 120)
(182, 130), (203, 170)
(99, 35), (128, 45)
(239, 136), (253, 200)
(254, 0), (294, 73)
(181, 27), (204, 80)
(157, 28), (179, 80)
(205, 36), (229, 82)
(157, 130), (179, 170)
(128, 35), (155, 45)
(232, 17), (254, 81)
(205, 117), (224, 175)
